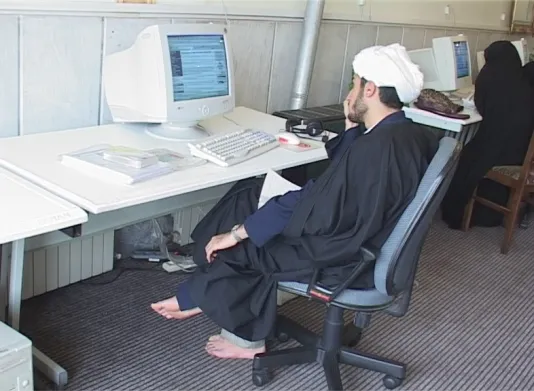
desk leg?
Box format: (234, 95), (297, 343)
(444, 123), (479, 146)
(464, 123), (480, 144)
(33, 347), (68, 387)
(0, 242), (11, 322)
(8, 239), (69, 388)
(8, 239), (24, 329)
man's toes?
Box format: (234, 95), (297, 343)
(151, 303), (169, 317)
(150, 303), (163, 312)
(160, 309), (181, 319)
(205, 342), (220, 356)
(153, 297), (180, 311)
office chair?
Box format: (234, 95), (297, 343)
(252, 137), (461, 391)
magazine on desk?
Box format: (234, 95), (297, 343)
(60, 144), (206, 185)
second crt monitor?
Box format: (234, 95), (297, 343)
(408, 35), (472, 92)
(103, 24), (235, 141)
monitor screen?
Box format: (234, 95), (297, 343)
(454, 41), (470, 78)
(168, 34), (229, 102)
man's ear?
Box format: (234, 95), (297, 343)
(364, 81), (378, 98)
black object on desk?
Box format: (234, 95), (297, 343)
(273, 104), (346, 186)
(273, 104), (346, 134)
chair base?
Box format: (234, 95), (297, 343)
(252, 308), (406, 391)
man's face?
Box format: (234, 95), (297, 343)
(346, 75), (368, 124)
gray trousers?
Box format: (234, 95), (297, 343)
(220, 329), (265, 349)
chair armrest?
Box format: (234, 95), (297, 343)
(360, 245), (379, 262)
(307, 246), (378, 304)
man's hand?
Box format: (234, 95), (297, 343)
(205, 232), (238, 262)
(343, 99), (358, 130)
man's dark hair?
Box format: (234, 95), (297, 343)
(360, 77), (403, 110)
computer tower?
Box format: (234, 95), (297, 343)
(0, 321), (33, 391)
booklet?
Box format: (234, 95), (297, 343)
(258, 169), (301, 209)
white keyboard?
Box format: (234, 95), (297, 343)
(188, 128), (279, 167)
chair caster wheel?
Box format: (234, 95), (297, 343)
(276, 332), (289, 343)
(252, 369), (273, 387)
(383, 375), (403, 389)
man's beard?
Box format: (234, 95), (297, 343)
(347, 89), (368, 124)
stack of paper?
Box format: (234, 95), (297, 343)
(60, 144), (205, 185)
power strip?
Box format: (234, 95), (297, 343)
(162, 261), (182, 273)
(162, 258), (197, 273)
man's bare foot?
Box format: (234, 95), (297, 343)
(150, 296), (202, 320)
(205, 335), (266, 359)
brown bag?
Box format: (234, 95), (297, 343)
(415, 89), (463, 114)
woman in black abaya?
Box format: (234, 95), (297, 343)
(441, 41), (534, 229)
(525, 61), (534, 88)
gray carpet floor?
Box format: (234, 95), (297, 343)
(22, 220), (534, 390)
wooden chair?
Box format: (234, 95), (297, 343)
(462, 133), (534, 254)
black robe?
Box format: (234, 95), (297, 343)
(188, 115), (438, 341)
(525, 62), (534, 90)
(441, 41), (534, 229)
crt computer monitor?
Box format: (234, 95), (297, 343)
(476, 38), (529, 72)
(408, 35), (472, 92)
(102, 24), (235, 141)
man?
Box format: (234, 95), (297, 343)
(151, 44), (439, 360)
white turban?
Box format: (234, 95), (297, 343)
(352, 43), (424, 104)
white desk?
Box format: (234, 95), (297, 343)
(0, 166), (87, 387)
(0, 107), (327, 215)
(403, 105), (482, 144)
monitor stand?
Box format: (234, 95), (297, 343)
(145, 123), (210, 142)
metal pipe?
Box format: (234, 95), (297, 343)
(289, 0), (326, 110)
